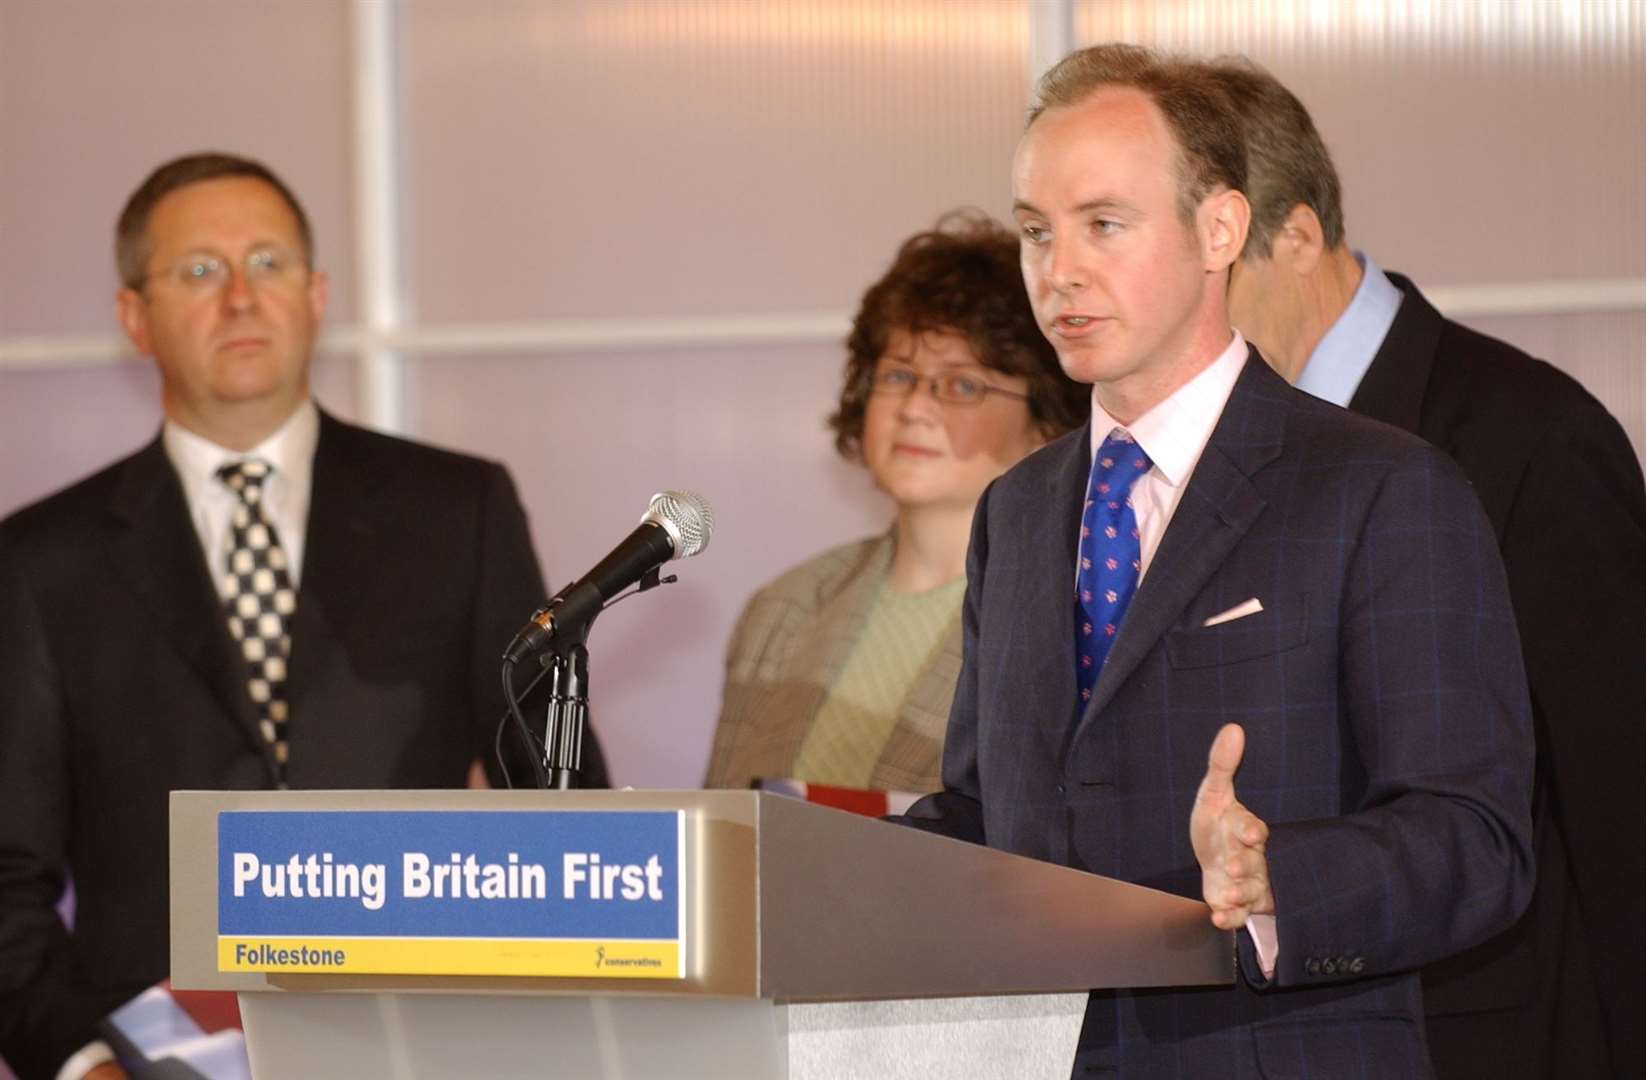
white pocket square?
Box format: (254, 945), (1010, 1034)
(1203, 598), (1264, 627)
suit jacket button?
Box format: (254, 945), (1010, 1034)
(1349, 956), (1366, 974)
(1056, 783), (1066, 794)
(1304, 958), (1321, 976)
(1321, 958), (1338, 975)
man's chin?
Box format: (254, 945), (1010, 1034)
(1055, 345), (1112, 387)
(214, 386), (287, 406)
(206, 386), (310, 424)
(211, 366), (306, 402)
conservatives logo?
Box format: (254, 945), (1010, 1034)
(590, 948), (663, 970)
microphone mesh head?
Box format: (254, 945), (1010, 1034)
(642, 491), (714, 559)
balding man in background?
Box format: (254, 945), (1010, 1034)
(1215, 58), (1646, 1079)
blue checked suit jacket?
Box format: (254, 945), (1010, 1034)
(902, 351), (1535, 1078)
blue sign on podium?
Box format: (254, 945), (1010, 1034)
(216, 809), (685, 979)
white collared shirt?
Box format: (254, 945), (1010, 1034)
(162, 399), (319, 595)
(1086, 331), (1249, 583)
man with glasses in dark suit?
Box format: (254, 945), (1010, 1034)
(0, 153), (607, 1080)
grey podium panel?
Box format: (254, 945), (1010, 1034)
(755, 791), (1231, 998)
(785, 993), (1087, 1080)
(241, 994), (783, 1079)
(240, 991), (1086, 1080)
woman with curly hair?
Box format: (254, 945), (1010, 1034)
(705, 211), (1087, 795)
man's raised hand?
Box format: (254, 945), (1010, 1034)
(1190, 723), (1274, 929)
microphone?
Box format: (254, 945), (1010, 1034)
(503, 491), (713, 664)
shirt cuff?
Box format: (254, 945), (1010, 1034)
(54, 1039), (115, 1080)
(1245, 914), (1278, 979)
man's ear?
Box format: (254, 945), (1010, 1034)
(114, 288), (154, 356)
(1273, 203), (1327, 275)
(1201, 187), (1250, 274)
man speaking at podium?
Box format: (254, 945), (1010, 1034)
(899, 46), (1534, 1077)
(0, 153), (606, 1080)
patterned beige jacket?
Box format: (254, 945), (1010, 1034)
(703, 534), (962, 794)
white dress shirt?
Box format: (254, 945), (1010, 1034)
(162, 399), (319, 593)
(1082, 331), (1280, 976)
(1087, 331), (1248, 583)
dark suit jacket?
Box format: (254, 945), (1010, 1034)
(902, 354), (1535, 1078)
(0, 410), (607, 1079)
(1354, 275), (1646, 1079)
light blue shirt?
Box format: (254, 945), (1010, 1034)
(1294, 252), (1404, 408)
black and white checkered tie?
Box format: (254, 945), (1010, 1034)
(218, 459), (297, 786)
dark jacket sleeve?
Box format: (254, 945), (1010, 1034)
(1500, 404), (1646, 1062)
(1254, 445), (1537, 988)
(0, 529), (128, 1079)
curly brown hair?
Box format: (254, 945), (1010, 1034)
(828, 210), (1087, 460)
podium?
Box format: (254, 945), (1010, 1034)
(171, 789), (1230, 1079)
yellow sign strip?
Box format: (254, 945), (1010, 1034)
(218, 937), (681, 979)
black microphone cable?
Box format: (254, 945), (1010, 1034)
(499, 659), (549, 790)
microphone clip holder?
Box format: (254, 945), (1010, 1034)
(538, 620), (591, 790)
(499, 552), (689, 790)
(531, 569), (682, 789)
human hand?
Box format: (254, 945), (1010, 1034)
(1190, 723), (1274, 929)
(83, 1063), (130, 1080)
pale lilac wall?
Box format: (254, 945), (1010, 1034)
(399, 0), (1032, 324)
(2, 0), (1642, 794)
(0, 0), (359, 335)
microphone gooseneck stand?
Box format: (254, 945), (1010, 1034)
(499, 491), (713, 789)
(500, 565), (674, 790)
(539, 627), (590, 790)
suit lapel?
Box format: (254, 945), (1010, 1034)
(1078, 353), (1286, 732)
(105, 437), (271, 760)
(1023, 427), (1091, 746)
(284, 413), (381, 714)
(1347, 273), (1441, 437)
